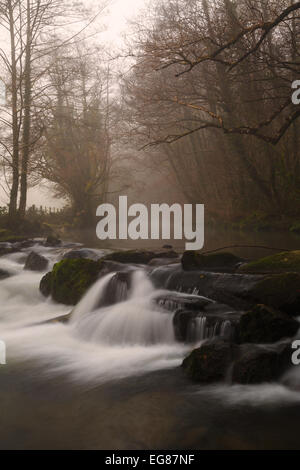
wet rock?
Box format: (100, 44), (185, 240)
(39, 271), (52, 297)
(173, 310), (199, 342)
(237, 304), (299, 344)
(246, 272), (300, 316)
(164, 268), (263, 310)
(182, 251), (243, 272)
(182, 338), (234, 383)
(24, 251), (49, 272)
(14, 239), (36, 249)
(44, 235), (61, 247)
(102, 249), (178, 265)
(173, 304), (239, 343)
(238, 250), (300, 274)
(62, 248), (101, 261)
(154, 266), (300, 315)
(39, 258), (104, 305)
(148, 257), (181, 267)
(156, 292), (212, 312)
(0, 268), (10, 280)
(232, 342), (292, 384)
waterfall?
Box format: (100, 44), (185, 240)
(187, 316), (233, 343)
(72, 270), (175, 346)
(71, 272), (115, 323)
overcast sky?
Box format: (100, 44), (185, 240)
(0, 0), (148, 208)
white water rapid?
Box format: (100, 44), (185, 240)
(0, 245), (188, 383)
(0, 242), (299, 405)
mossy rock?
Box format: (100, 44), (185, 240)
(182, 338), (234, 383)
(39, 258), (104, 305)
(238, 250), (300, 274)
(102, 250), (177, 265)
(237, 304), (299, 344)
(249, 272), (300, 315)
(182, 251), (242, 271)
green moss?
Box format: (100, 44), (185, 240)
(239, 250), (300, 274)
(40, 258), (104, 305)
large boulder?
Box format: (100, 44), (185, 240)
(102, 249), (178, 265)
(182, 338), (234, 383)
(182, 251), (243, 272)
(232, 343), (292, 384)
(238, 250), (300, 274)
(39, 258), (104, 305)
(153, 265), (300, 315)
(164, 268), (264, 310)
(246, 272), (300, 315)
(24, 251), (48, 272)
(237, 304), (299, 344)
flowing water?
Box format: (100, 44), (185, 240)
(1, 243), (300, 449)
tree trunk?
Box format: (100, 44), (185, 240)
(7, 0), (20, 225)
(19, 0), (32, 219)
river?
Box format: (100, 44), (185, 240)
(0, 240), (300, 449)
